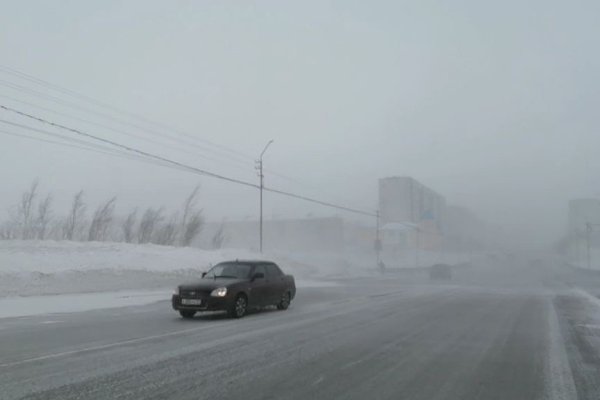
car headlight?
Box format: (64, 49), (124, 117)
(211, 287), (228, 297)
(174, 287), (180, 295)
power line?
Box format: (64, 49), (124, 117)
(0, 66), (254, 162)
(1, 104), (377, 217)
(2, 120), (375, 216)
(0, 93), (258, 173)
(0, 121), (193, 172)
(264, 187), (376, 217)
(0, 104), (259, 189)
(0, 88), (337, 192)
(0, 66), (352, 200)
(0, 128), (179, 169)
(0, 79), (256, 169)
(0, 119), (133, 154)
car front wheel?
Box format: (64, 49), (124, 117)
(229, 295), (247, 318)
(277, 292), (291, 310)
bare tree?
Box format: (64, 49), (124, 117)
(0, 207), (20, 240)
(179, 186), (200, 245)
(179, 186), (203, 247)
(18, 180), (38, 239)
(63, 190), (86, 241)
(0, 219), (18, 240)
(181, 210), (203, 247)
(48, 219), (63, 240)
(138, 207), (163, 244)
(122, 208), (137, 243)
(154, 212), (179, 246)
(88, 197), (116, 241)
(211, 223), (226, 249)
(36, 194), (53, 240)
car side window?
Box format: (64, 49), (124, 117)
(253, 265), (266, 279)
(265, 263), (283, 278)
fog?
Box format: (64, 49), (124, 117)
(1, 0), (599, 248)
(4, 5), (600, 397)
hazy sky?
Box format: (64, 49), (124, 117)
(1, 0), (599, 244)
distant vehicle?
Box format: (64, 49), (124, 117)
(172, 260), (296, 319)
(429, 263), (452, 280)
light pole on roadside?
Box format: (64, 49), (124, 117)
(256, 140), (274, 253)
(375, 210), (382, 268)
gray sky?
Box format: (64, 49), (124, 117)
(1, 0), (599, 244)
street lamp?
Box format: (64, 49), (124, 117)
(256, 140), (274, 253)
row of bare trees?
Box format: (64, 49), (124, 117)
(0, 181), (223, 248)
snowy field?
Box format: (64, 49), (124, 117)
(0, 240), (376, 299)
(0, 240), (477, 320)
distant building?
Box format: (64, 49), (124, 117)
(380, 222), (418, 249)
(378, 176), (445, 231)
(377, 176), (445, 256)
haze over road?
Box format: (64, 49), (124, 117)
(1, 260), (600, 400)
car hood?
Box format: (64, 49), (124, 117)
(179, 278), (247, 291)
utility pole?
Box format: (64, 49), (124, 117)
(375, 210), (382, 267)
(587, 222), (592, 270)
(415, 226), (420, 268)
(256, 140), (274, 253)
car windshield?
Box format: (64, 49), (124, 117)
(204, 263), (252, 279)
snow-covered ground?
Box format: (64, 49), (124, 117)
(0, 289), (170, 319)
(0, 240), (373, 298)
(0, 240), (259, 275)
(0, 280), (340, 319)
(0, 240), (474, 305)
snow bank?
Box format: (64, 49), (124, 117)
(0, 279), (339, 319)
(0, 240), (471, 299)
(0, 289), (171, 319)
(0, 240), (257, 275)
(0, 240), (351, 298)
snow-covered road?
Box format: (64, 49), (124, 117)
(0, 280), (338, 319)
(1, 265), (600, 399)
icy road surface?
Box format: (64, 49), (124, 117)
(0, 280), (336, 319)
(1, 263), (600, 399)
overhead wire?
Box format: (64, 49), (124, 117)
(0, 66), (357, 202)
(1, 104), (259, 188)
(0, 67), (254, 162)
(0, 79), (254, 167)
(1, 105), (376, 217)
(0, 128), (181, 169)
(0, 121), (193, 171)
(0, 93), (259, 174)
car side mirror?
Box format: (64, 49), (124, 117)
(251, 272), (265, 281)
(201, 272), (207, 278)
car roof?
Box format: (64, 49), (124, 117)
(219, 259), (276, 264)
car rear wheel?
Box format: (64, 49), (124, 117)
(277, 292), (291, 310)
(229, 295), (247, 318)
(179, 310), (196, 319)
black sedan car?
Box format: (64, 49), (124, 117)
(172, 260), (296, 318)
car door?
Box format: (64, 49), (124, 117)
(249, 264), (269, 307)
(265, 263), (285, 304)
